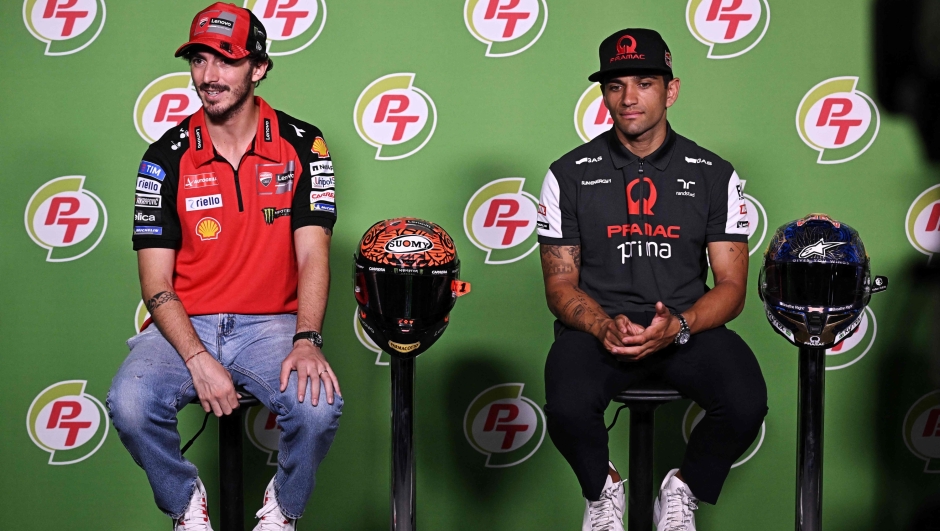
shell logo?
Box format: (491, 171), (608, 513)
(134, 73), (202, 144)
(906, 184), (940, 263)
(23, 0), (106, 56)
(796, 76), (880, 164)
(311, 136), (329, 158)
(196, 217), (222, 241)
(683, 403), (765, 468)
(904, 391), (940, 473)
(464, 178), (540, 264)
(464, 0), (548, 57)
(25, 176), (108, 262)
(573, 83), (611, 143)
(244, 0), (327, 56)
(686, 0), (769, 59)
(354, 73), (437, 160)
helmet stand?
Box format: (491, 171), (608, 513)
(796, 346), (825, 531)
(390, 356), (416, 531)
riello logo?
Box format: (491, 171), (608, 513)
(23, 0), (106, 56)
(464, 383), (546, 468)
(825, 307), (877, 370)
(464, 0), (548, 57)
(904, 391), (940, 473)
(354, 73), (437, 160)
(683, 403), (764, 468)
(906, 184), (940, 265)
(464, 178), (540, 264)
(796, 77), (881, 164)
(25, 176), (107, 262)
(244, 0), (326, 56)
(574, 83), (612, 143)
(353, 308), (389, 366)
(245, 404), (281, 466)
(27, 380), (109, 465)
(134, 73), (202, 144)
(686, 0), (769, 59)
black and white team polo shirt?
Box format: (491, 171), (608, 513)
(537, 125), (749, 315)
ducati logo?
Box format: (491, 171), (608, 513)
(134, 73), (202, 144)
(245, 404), (280, 466)
(464, 178), (540, 264)
(244, 0), (327, 56)
(25, 176), (108, 262)
(464, 0), (548, 57)
(27, 380), (109, 465)
(464, 383), (546, 468)
(904, 391), (940, 473)
(796, 77), (881, 164)
(683, 402), (764, 468)
(825, 307), (877, 370)
(574, 83), (612, 142)
(686, 0), (769, 59)
(906, 184), (940, 263)
(354, 73), (437, 160)
(353, 308), (389, 366)
(23, 0), (106, 56)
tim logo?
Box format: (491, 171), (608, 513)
(353, 308), (389, 366)
(683, 402), (764, 468)
(825, 307), (877, 370)
(904, 391), (940, 473)
(27, 380), (109, 465)
(464, 0), (547, 57)
(464, 383), (545, 468)
(25, 176), (107, 262)
(797, 76), (880, 164)
(574, 83), (612, 142)
(245, 404), (281, 466)
(354, 73), (437, 160)
(906, 184), (940, 265)
(244, 0), (327, 56)
(134, 73), (202, 144)
(23, 0), (106, 56)
(464, 178), (540, 264)
(626, 178), (657, 215)
(686, 0), (769, 59)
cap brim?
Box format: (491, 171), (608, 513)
(589, 67), (672, 83)
(174, 38), (249, 59)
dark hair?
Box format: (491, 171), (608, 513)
(180, 46), (274, 87)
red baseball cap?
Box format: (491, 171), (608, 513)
(175, 2), (268, 60)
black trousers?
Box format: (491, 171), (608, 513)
(544, 312), (768, 504)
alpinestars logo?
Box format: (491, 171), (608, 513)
(25, 176), (107, 262)
(245, 404), (280, 466)
(686, 0), (769, 59)
(134, 73), (202, 144)
(906, 184), (940, 264)
(23, 0), (106, 56)
(27, 380), (109, 465)
(796, 77), (881, 164)
(683, 403), (765, 468)
(464, 383), (546, 468)
(464, 178), (540, 264)
(797, 239), (846, 259)
(574, 83), (612, 142)
(354, 73), (437, 160)
(825, 307), (877, 370)
(244, 0), (326, 56)
(904, 391), (940, 473)
(464, 0), (547, 57)
(354, 308), (389, 366)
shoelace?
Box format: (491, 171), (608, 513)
(176, 492), (210, 531)
(588, 489), (618, 531)
(255, 495), (292, 531)
(662, 489), (698, 531)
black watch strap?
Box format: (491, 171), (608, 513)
(293, 330), (323, 348)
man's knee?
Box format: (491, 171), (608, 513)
(279, 384), (343, 432)
(107, 372), (158, 433)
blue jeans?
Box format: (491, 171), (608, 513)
(107, 314), (343, 520)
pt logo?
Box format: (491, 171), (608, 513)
(27, 380), (109, 465)
(244, 0), (327, 56)
(906, 184), (940, 264)
(796, 77), (880, 164)
(134, 73), (202, 144)
(354, 73), (437, 160)
(134, 300), (151, 333)
(683, 403), (764, 468)
(354, 308), (389, 366)
(825, 307), (877, 370)
(686, 0), (769, 59)
(464, 178), (540, 264)
(245, 405), (281, 466)
(23, 0), (106, 56)
(904, 391), (940, 473)
(25, 176), (107, 262)
(574, 83), (612, 142)
(464, 0), (548, 57)
(464, 383), (545, 468)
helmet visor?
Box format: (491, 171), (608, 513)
(359, 271), (455, 328)
(762, 262), (866, 307)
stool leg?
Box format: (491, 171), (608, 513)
(219, 410), (245, 531)
(628, 406), (657, 531)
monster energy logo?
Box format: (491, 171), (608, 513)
(261, 207), (291, 224)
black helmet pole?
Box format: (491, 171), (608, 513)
(390, 356), (416, 531)
(795, 346), (826, 531)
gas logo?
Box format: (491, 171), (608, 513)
(686, 0), (769, 59)
(354, 73), (437, 160)
(27, 380), (109, 465)
(825, 307), (877, 370)
(134, 300), (151, 333)
(464, 0), (547, 57)
(244, 0), (327, 56)
(134, 73), (202, 144)
(354, 308), (389, 366)
(464, 178), (540, 264)
(683, 402), (764, 468)
(25, 176), (107, 262)
(23, 0), (106, 56)
(796, 77), (880, 164)
(245, 404), (280, 466)
(906, 184), (940, 264)
(464, 383), (545, 468)
(574, 83), (611, 143)
(904, 391), (940, 473)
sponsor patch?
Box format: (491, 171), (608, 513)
(135, 193), (161, 208)
(184, 173), (218, 189)
(311, 136), (329, 158)
(312, 175), (335, 189)
(388, 340), (420, 354)
(537, 221), (550, 230)
(138, 161), (166, 181)
(194, 126), (204, 150)
(581, 179), (611, 186)
(310, 190), (335, 203)
(186, 194), (223, 211)
(261, 207), (291, 224)
(737, 220), (750, 228)
(312, 203), (336, 213)
(309, 161), (334, 175)
(134, 209), (161, 224)
(684, 157), (712, 165)
(134, 226), (163, 235)
(264, 118), (272, 142)
(136, 177), (161, 194)
(195, 217), (221, 240)
(384, 235), (433, 254)
(575, 156), (602, 165)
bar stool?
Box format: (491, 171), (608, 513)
(611, 380), (685, 531)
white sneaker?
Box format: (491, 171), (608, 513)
(253, 476), (296, 531)
(582, 461), (625, 531)
(174, 477), (213, 531)
(653, 469), (698, 531)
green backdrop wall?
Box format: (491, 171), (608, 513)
(2, 0), (938, 529)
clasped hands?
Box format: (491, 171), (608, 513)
(596, 302), (681, 361)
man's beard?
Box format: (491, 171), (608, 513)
(199, 70), (253, 122)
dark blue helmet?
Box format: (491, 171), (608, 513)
(758, 214), (887, 348)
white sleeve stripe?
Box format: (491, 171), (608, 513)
(725, 171), (748, 234)
(538, 169), (563, 239)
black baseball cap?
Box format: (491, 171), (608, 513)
(588, 28), (673, 83)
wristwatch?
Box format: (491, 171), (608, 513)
(293, 330), (323, 348)
(670, 311), (691, 345)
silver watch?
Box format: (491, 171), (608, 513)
(670, 311), (691, 345)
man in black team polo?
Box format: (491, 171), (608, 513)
(537, 29), (768, 531)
